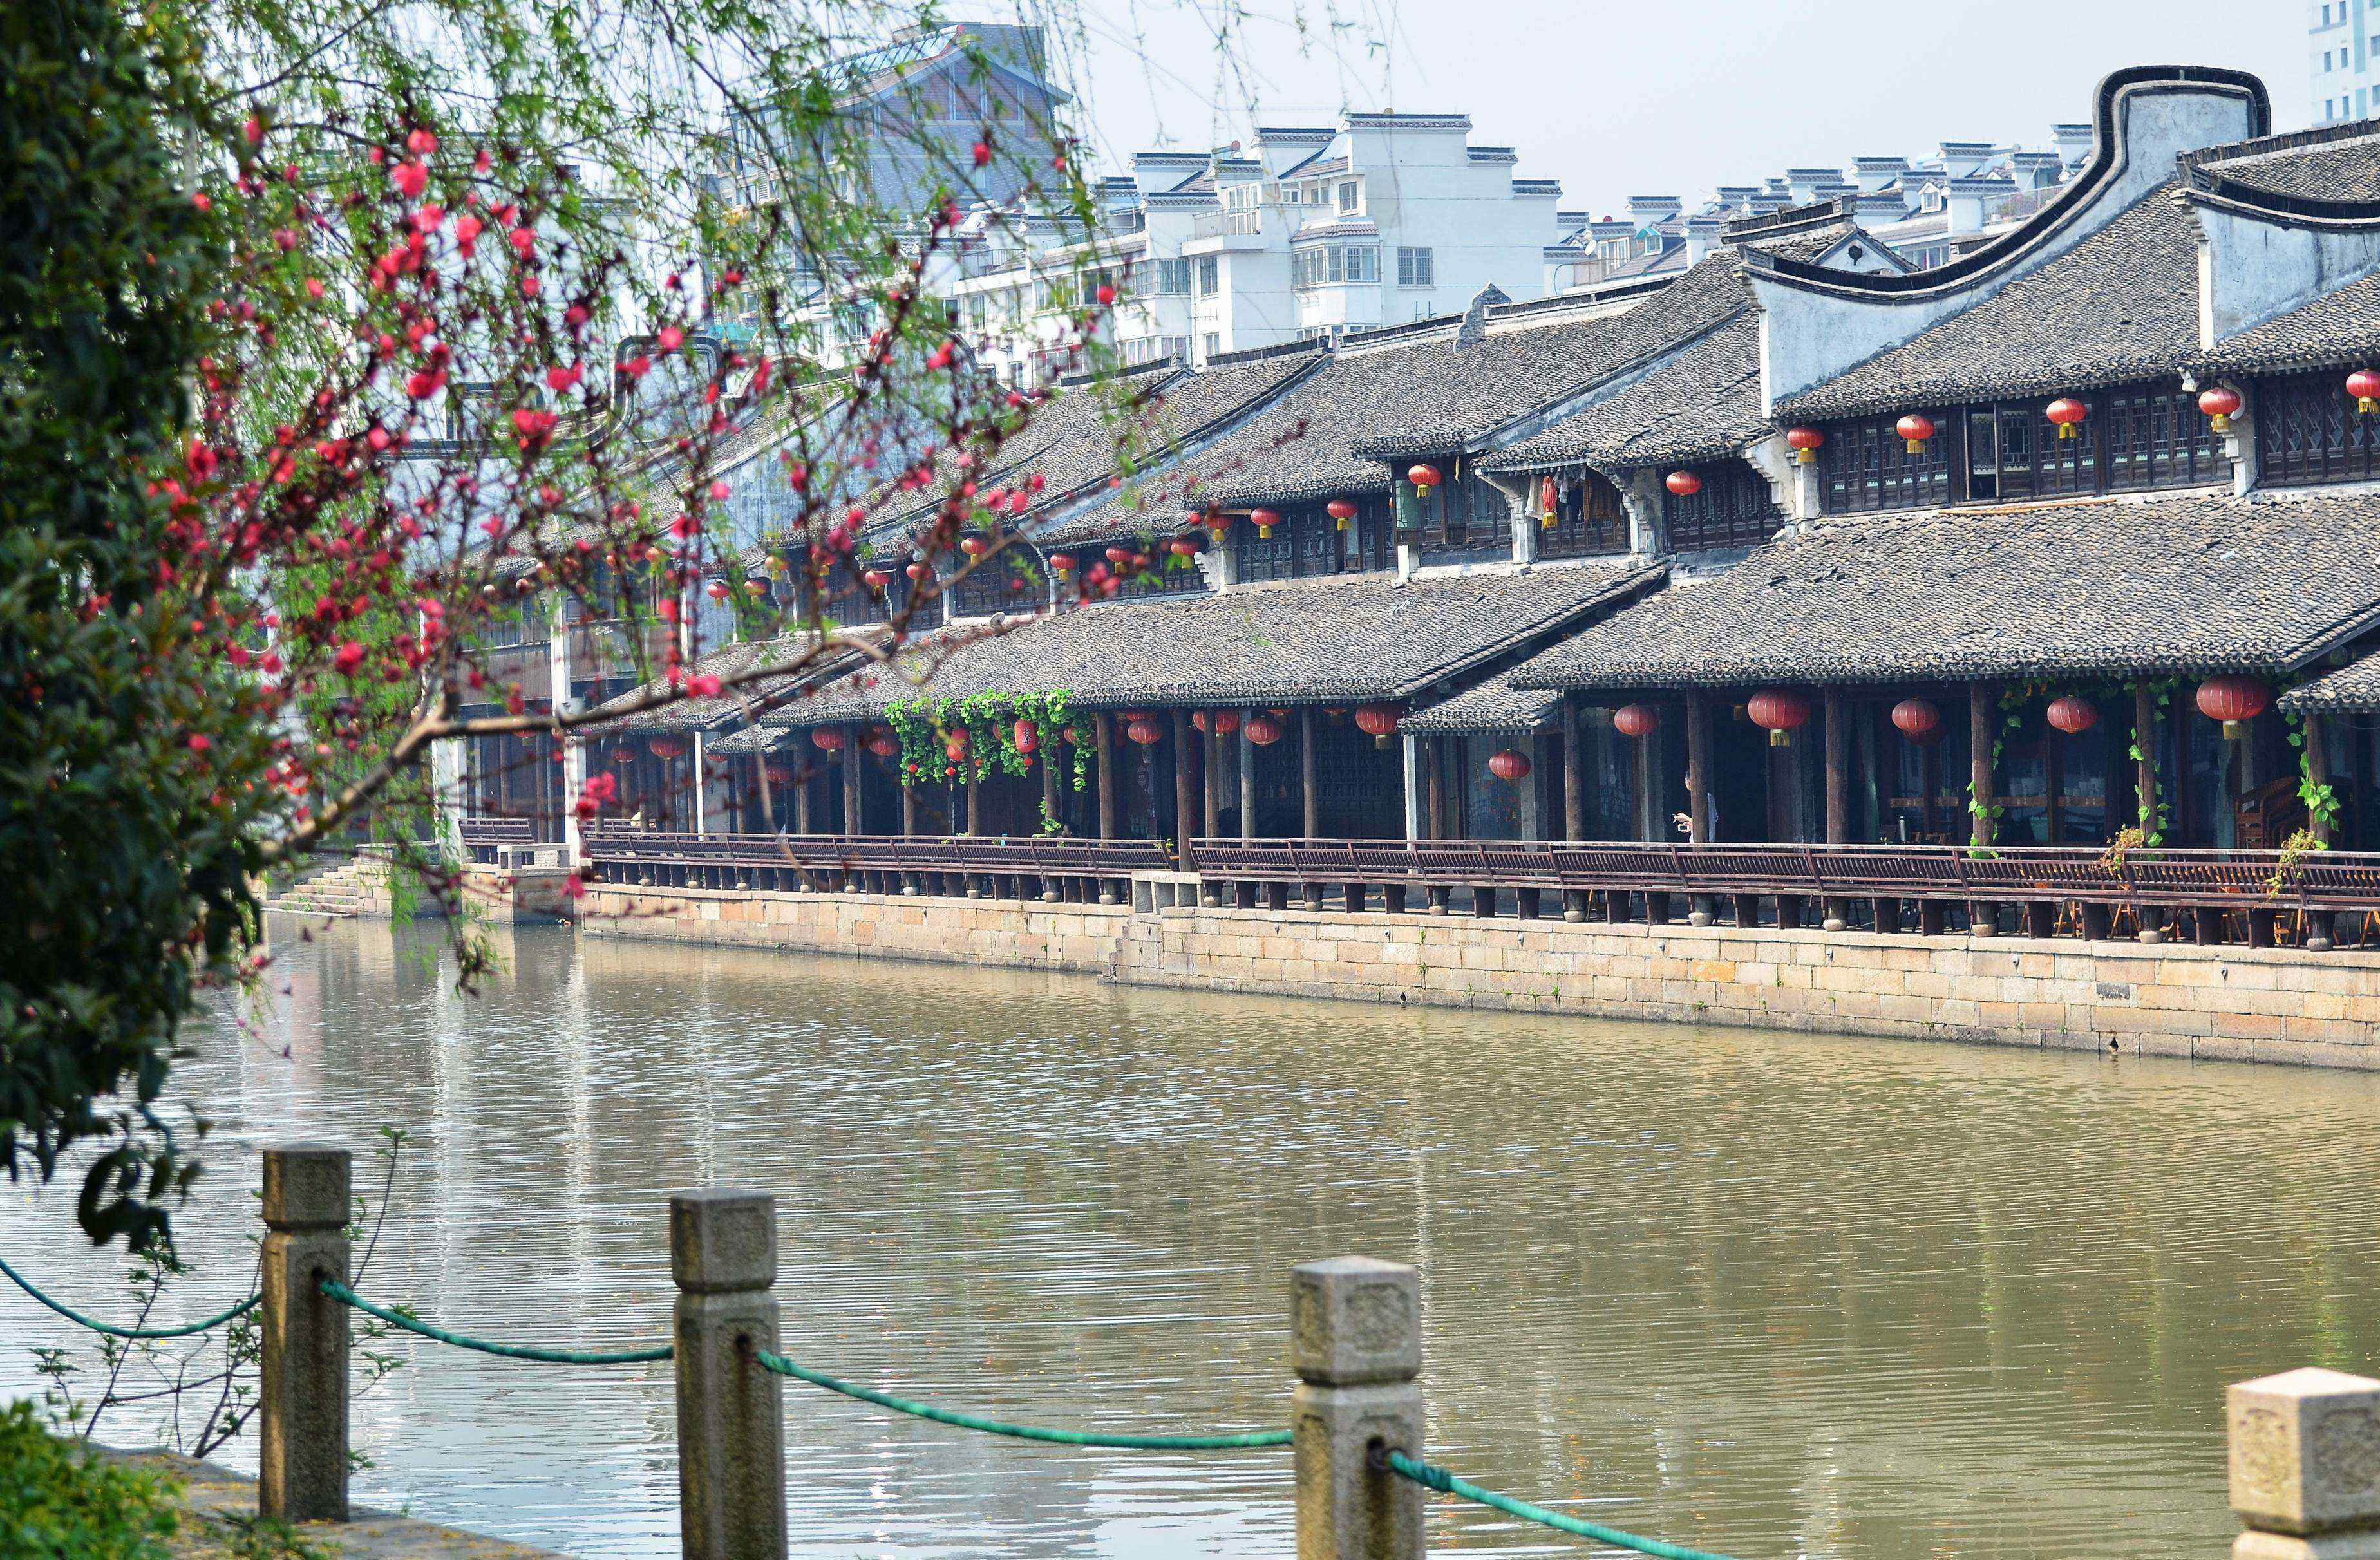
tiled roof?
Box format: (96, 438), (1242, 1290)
(1399, 667), (1563, 732)
(2280, 650), (2380, 713)
(2199, 128), (2380, 203)
(1061, 259), (1750, 527)
(853, 352), (1318, 559)
(584, 631), (881, 733)
(1341, 254), (1751, 456)
(1509, 488), (2380, 691)
(1482, 311), (1764, 473)
(2198, 267), (2380, 376)
(762, 560), (1663, 724)
(1777, 183), (2202, 420)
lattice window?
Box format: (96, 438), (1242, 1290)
(2103, 387), (2229, 490)
(949, 540), (1043, 617)
(1970, 402), (2094, 501)
(1817, 413), (1953, 514)
(2256, 371), (2380, 487)
(1664, 462), (1780, 552)
(1536, 469), (1632, 558)
(1115, 553), (1207, 597)
(1234, 515), (1298, 581)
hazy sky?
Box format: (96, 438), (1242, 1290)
(1031, 0), (2309, 214)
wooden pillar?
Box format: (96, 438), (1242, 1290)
(2045, 729), (2065, 843)
(842, 727), (863, 836)
(1040, 737), (1059, 831)
(1684, 693), (1710, 843)
(1969, 684), (1996, 849)
(965, 769), (980, 836)
(2307, 713), (2332, 845)
(901, 775), (917, 836)
(1424, 737), (1448, 841)
(2133, 683), (2159, 840)
(1172, 710), (1198, 854)
(1204, 726), (1222, 838)
(1095, 713), (1117, 839)
(1299, 710), (1320, 840)
(1560, 700), (1585, 842)
(793, 762), (811, 835)
(1823, 687), (1849, 844)
(1240, 731), (1256, 840)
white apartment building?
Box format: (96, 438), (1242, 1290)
(944, 113), (1566, 377)
(2314, 0), (2380, 124)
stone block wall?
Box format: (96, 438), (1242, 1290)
(576, 885), (2380, 1071)
(580, 884), (1129, 975)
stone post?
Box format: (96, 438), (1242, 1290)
(2227, 1367), (2380, 1559)
(1292, 1256), (1424, 1560)
(672, 1189), (787, 1560)
(259, 1145), (351, 1524)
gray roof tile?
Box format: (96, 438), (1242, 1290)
(1399, 666), (1564, 731)
(1483, 311), (1764, 473)
(1510, 487), (2380, 691)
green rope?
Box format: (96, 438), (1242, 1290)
(750, 1347), (1291, 1451)
(1386, 1451), (1750, 1560)
(320, 1280), (673, 1365)
(0, 1252), (260, 1340)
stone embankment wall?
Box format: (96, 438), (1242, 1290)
(578, 885), (2380, 1070)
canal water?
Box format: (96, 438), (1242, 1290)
(3, 921), (2377, 1558)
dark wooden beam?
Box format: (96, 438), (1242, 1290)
(1425, 736), (1447, 841)
(1095, 713), (1117, 840)
(1560, 699), (1584, 842)
(1685, 693), (1710, 844)
(1824, 687), (1849, 845)
(2133, 682), (2158, 841)
(1173, 710), (1198, 856)
(2307, 712), (2331, 845)
(844, 726), (864, 836)
(1299, 710), (1320, 840)
(1969, 684), (1995, 849)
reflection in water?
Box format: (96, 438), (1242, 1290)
(3, 921), (2377, 1557)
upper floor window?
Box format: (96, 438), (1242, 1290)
(1294, 244), (1379, 288)
(1113, 550), (1207, 598)
(2256, 369), (2380, 487)
(948, 540), (1043, 619)
(1149, 258), (1192, 295)
(1232, 501), (1391, 582)
(1393, 469), (1507, 561)
(1336, 182), (1359, 212)
(1818, 411), (1954, 515)
(1664, 462), (1780, 554)
(1195, 257), (1220, 297)
(1816, 384), (2228, 516)
(1397, 247), (1434, 288)
(1533, 470), (1630, 559)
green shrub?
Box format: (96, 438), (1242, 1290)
(0, 1402), (180, 1559)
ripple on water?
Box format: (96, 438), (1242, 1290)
(1, 919), (2375, 1558)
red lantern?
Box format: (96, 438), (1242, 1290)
(1327, 498), (1357, 531)
(2349, 370), (2380, 413)
(744, 578), (768, 596)
(1784, 427), (1824, 465)
(1013, 718), (1039, 755)
(1890, 698), (1942, 743)
(1896, 413), (1936, 455)
(1126, 715), (1164, 746)
(811, 728), (845, 753)
(1168, 537), (1198, 558)
(649, 737), (687, 760)
(863, 568), (892, 590)
(1407, 462), (1442, 498)
(960, 535), (989, 556)
(905, 562), (930, 581)
(1105, 545), (1132, 566)
(2197, 385), (2242, 434)
(1048, 553), (1075, 573)
(1354, 704), (1399, 747)
(1487, 749), (1531, 782)
(1664, 469), (1702, 496)
(1243, 713), (1283, 746)
(2045, 695), (2097, 735)
(1611, 703), (1658, 739)
(864, 729), (898, 759)
(2195, 675), (2272, 740)
(2046, 397), (2088, 438)
(763, 762), (795, 786)
(1535, 478), (1558, 529)
(704, 579), (731, 601)
(945, 728), (971, 762)
(1196, 507), (1231, 533)
(1251, 507), (1281, 538)
(1192, 709), (1243, 736)
(1746, 688), (1811, 747)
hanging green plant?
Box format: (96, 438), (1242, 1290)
(883, 691), (1088, 791)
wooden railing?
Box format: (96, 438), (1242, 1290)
(1187, 838), (2380, 946)
(581, 827), (1172, 902)
(458, 818), (540, 864)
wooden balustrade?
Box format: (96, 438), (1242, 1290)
(457, 817), (538, 864)
(581, 826), (1171, 904)
(1187, 838), (2380, 946)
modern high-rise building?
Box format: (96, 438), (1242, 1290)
(2311, 0), (2380, 124)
